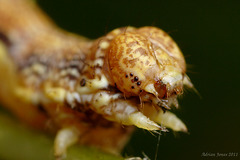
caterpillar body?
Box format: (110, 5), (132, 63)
(0, 0), (193, 158)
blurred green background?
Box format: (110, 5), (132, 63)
(2, 0), (240, 159)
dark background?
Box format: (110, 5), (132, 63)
(31, 0), (240, 159)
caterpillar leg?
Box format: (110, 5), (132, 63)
(54, 127), (80, 159)
(127, 112), (161, 130)
(142, 104), (187, 132)
(154, 110), (187, 132)
(84, 91), (165, 131)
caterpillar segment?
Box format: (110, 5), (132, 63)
(0, 0), (193, 158)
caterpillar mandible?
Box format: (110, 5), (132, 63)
(0, 0), (194, 158)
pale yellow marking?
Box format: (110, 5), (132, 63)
(68, 68), (80, 78)
(31, 63), (46, 75)
(112, 29), (121, 35)
(106, 35), (114, 40)
(44, 86), (66, 103)
(59, 70), (68, 77)
(22, 67), (33, 76)
(99, 41), (109, 49)
(93, 59), (103, 66)
(14, 87), (35, 103)
(77, 75), (109, 94)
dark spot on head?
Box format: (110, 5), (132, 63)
(134, 76), (138, 81)
(140, 89), (143, 92)
(80, 79), (86, 86)
(130, 73), (133, 77)
(137, 81), (141, 86)
(131, 86), (135, 89)
(125, 74), (128, 78)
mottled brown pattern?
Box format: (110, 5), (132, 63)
(138, 27), (186, 72)
(122, 57), (129, 67)
(127, 41), (137, 47)
(129, 58), (138, 68)
(145, 60), (150, 65)
(126, 47), (133, 55)
(134, 47), (147, 56)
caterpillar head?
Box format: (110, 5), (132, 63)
(107, 27), (189, 102)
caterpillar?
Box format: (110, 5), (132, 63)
(0, 0), (193, 158)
